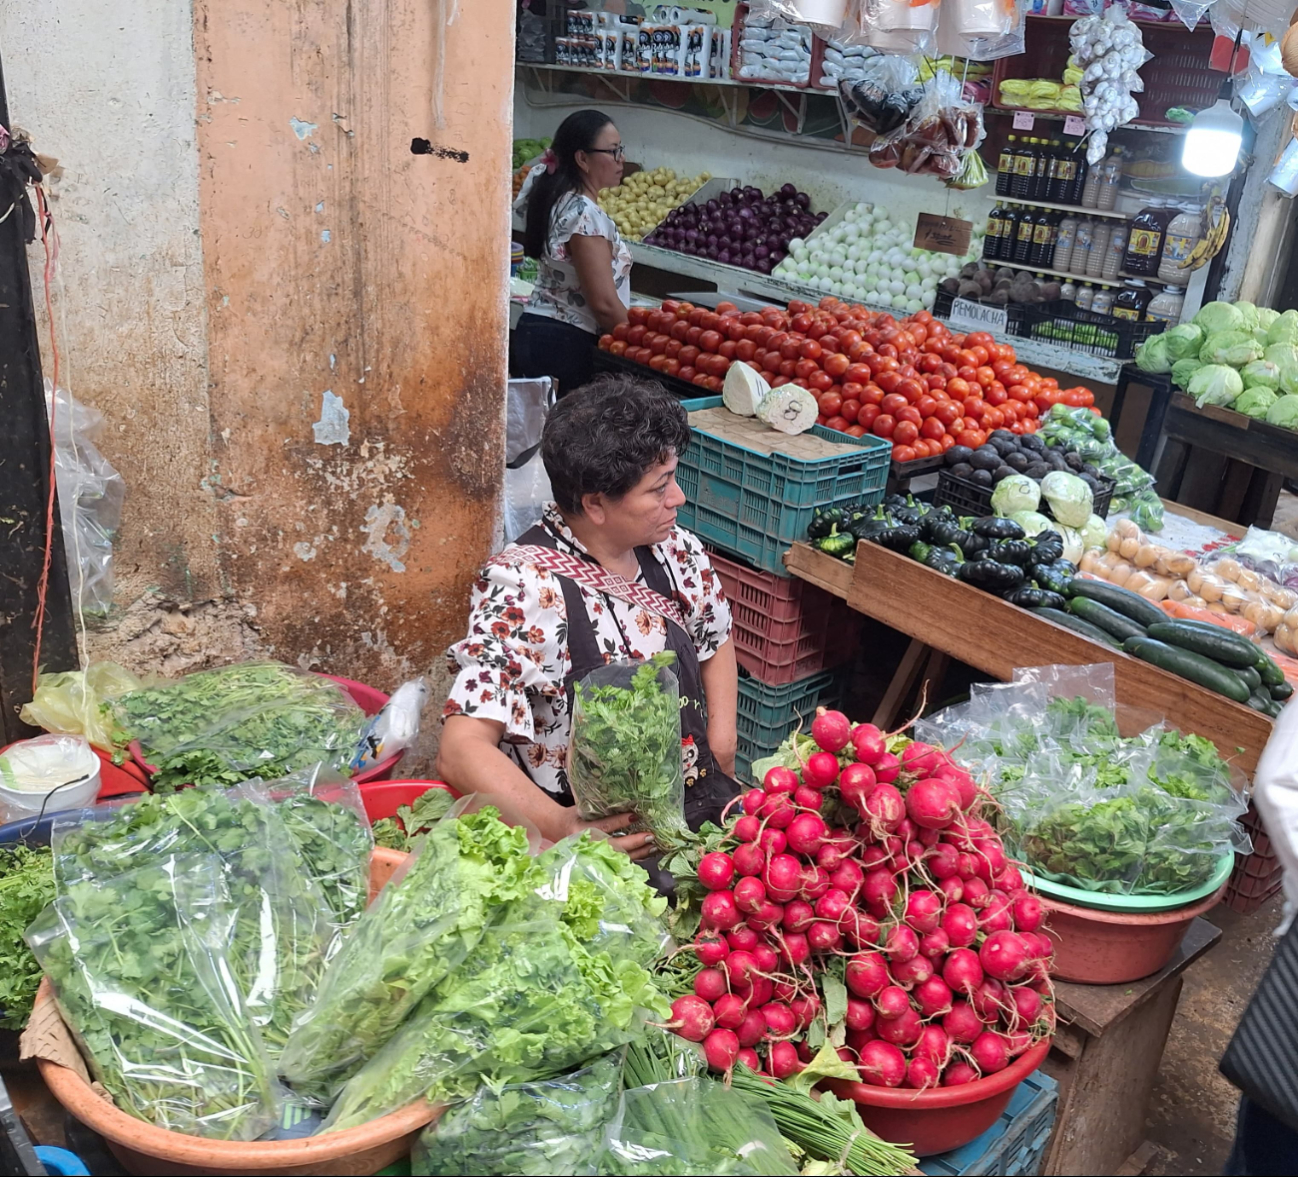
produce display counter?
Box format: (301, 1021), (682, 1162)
(783, 539), (1276, 774)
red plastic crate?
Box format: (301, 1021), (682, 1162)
(709, 546), (860, 685)
(1223, 803), (1285, 915)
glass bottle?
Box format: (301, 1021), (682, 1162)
(983, 206), (1003, 261)
(1012, 207), (1037, 264)
(1011, 140), (1033, 199)
(1031, 210), (1060, 267)
(997, 137), (1017, 197)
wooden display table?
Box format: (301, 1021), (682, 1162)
(783, 541), (1275, 774)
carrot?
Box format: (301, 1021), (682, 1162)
(1159, 598), (1257, 637)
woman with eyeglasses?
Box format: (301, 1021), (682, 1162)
(513, 109), (631, 397)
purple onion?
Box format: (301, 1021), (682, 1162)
(756, 256), (773, 273)
(772, 249), (787, 264)
(706, 235), (719, 250)
(795, 192), (811, 209)
(816, 211), (828, 222)
(754, 245), (770, 260)
(717, 250), (732, 265)
(780, 183), (796, 197)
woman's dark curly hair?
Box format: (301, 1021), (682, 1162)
(541, 375), (690, 514)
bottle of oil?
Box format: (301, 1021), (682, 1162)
(983, 205), (1005, 261)
(996, 137), (1017, 197)
(999, 206), (1022, 261)
(1049, 139), (1076, 203)
(1012, 207), (1038, 265)
(1030, 210), (1059, 267)
(1011, 140), (1035, 199)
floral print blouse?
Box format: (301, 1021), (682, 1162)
(443, 504), (732, 800)
(517, 169), (633, 335)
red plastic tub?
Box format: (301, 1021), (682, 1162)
(93, 747), (148, 799)
(358, 780), (459, 824)
(824, 1039), (1051, 1156)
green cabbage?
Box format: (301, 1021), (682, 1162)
(1135, 335), (1172, 374)
(1264, 343), (1298, 371)
(1163, 323), (1204, 362)
(1199, 331), (1263, 368)
(1234, 301), (1261, 335)
(1234, 386), (1278, 419)
(1187, 364), (1243, 407)
(1080, 514), (1108, 551)
(991, 475), (1041, 517)
(1010, 510), (1054, 537)
(1241, 360), (1282, 390)
(1267, 309), (1298, 347)
(1194, 301), (1245, 335)
(1171, 358), (1204, 389)
(1265, 394), (1298, 429)
(1040, 471), (1093, 529)
(1258, 307), (1281, 333)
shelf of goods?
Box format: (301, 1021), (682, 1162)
(997, 197), (1133, 220)
(782, 539), (1276, 774)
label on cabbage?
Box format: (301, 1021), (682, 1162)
(949, 298), (1008, 336)
(914, 213), (972, 258)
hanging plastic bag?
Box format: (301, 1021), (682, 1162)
(567, 652), (689, 848)
(936, 0), (1028, 62)
(837, 52), (924, 134)
(26, 852), (281, 1140)
(868, 70), (983, 179)
(351, 678), (428, 771)
(19, 662), (144, 751)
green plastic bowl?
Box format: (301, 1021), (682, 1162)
(1021, 850), (1235, 914)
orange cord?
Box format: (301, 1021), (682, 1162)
(31, 184), (60, 696)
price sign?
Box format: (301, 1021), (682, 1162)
(948, 298), (1009, 335)
(1064, 115), (1087, 136)
(1013, 111), (1035, 131)
(914, 213), (973, 257)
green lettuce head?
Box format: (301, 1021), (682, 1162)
(1267, 309), (1298, 347)
(1171, 358), (1204, 389)
(1163, 323), (1204, 362)
(1265, 394), (1298, 429)
(1194, 301), (1245, 335)
(1234, 301), (1261, 335)
(1258, 307), (1281, 333)
(1241, 360), (1282, 391)
(1135, 335), (1172, 374)
(1199, 331), (1263, 368)
(1234, 386), (1278, 420)
(1187, 364), (1243, 408)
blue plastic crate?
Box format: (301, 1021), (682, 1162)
(735, 669), (845, 782)
(676, 397), (890, 576)
(921, 1070), (1059, 1177)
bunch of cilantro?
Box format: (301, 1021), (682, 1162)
(111, 661), (366, 791)
(0, 844), (55, 1030)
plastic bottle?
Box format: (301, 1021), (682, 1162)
(1060, 279), (1078, 301)
(1146, 285), (1185, 323)
(1072, 219), (1095, 277)
(1000, 206), (1022, 261)
(996, 137), (1017, 196)
(1034, 141), (1055, 201)
(1091, 287), (1115, 315)
(1011, 141), (1033, 199)
(1053, 214), (1079, 273)
(1012, 207), (1037, 264)
(1096, 149), (1123, 212)
(1044, 140), (1066, 202)
(1068, 142), (1089, 205)
(1031, 210), (1059, 267)
(1103, 223), (1128, 282)
(1080, 155), (1102, 208)
(1124, 203), (1172, 277)
(983, 206), (1004, 261)
(1087, 221), (1113, 279)
(1075, 283), (1095, 311)
(1113, 280), (1153, 322)
(1158, 207), (1200, 286)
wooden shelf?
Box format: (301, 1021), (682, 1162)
(984, 108), (1187, 136)
(998, 197), (1132, 220)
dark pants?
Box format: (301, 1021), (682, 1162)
(1224, 1097), (1298, 1175)
(510, 312), (596, 399)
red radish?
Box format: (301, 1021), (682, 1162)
(995, 864), (1025, 893)
(943, 1001), (984, 1044)
(816, 838), (852, 872)
(749, 900), (784, 930)
(695, 932), (729, 967)
(829, 859), (865, 899)
(918, 825), (943, 848)
(670, 994), (715, 1042)
(786, 812), (828, 856)
(737, 1009), (766, 1048)
(727, 925), (760, 953)
(1011, 891), (1044, 933)
(963, 877), (991, 908)
(942, 948), (984, 995)
(895, 818), (917, 843)
(905, 889), (943, 934)
(737, 1047), (761, 1071)
(761, 1001), (798, 1038)
(752, 943), (780, 974)
(851, 723), (886, 765)
(724, 949), (759, 988)
(702, 890), (741, 931)
(876, 1008), (923, 1047)
(780, 932), (811, 967)
(860, 844), (891, 871)
(794, 785), (824, 811)
(906, 776), (962, 830)
(698, 851), (737, 891)
(838, 762), (878, 812)
(694, 968), (728, 1003)
(750, 975), (775, 1008)
(944, 1062), (980, 1086)
(800, 865), (832, 901)
(773, 979), (796, 1004)
(732, 842), (765, 878)
(846, 952), (890, 999)
(812, 709), (852, 753)
(965, 816), (995, 839)
(941, 903), (979, 949)
(814, 888), (851, 924)
(973, 838), (1007, 878)
(901, 741), (943, 776)
(733, 814), (761, 843)
(796, 1040), (813, 1064)
(790, 993), (822, 1029)
(971, 978), (1008, 1022)
(758, 828), (788, 858)
(914, 1024), (951, 1066)
(874, 751), (902, 784)
(764, 854), (803, 902)
(885, 924), (920, 962)
(934, 763), (978, 809)
(865, 784), (905, 832)
(712, 992), (748, 1030)
(733, 876), (767, 915)
(926, 842), (959, 879)
(841, 909), (881, 949)
(919, 926), (951, 959)
(703, 1027), (740, 1072)
(938, 876), (965, 903)
(802, 752), (841, 789)
(981, 931), (1032, 982)
(846, 997), (875, 1032)
(769, 1040), (804, 1079)
(905, 1056), (940, 1089)
(956, 852), (978, 879)
(906, 841), (926, 863)
(970, 1031), (1010, 1074)
(862, 868), (898, 912)
(742, 788), (766, 815)
(807, 920), (843, 953)
(979, 891), (1014, 934)
(1004, 1029), (1033, 1056)
(914, 975), (954, 1018)
(783, 899), (814, 933)
(891, 954), (934, 988)
(1009, 984), (1043, 1027)
(763, 794), (796, 830)
(858, 1040), (907, 1088)
(846, 1027), (877, 1053)
(875, 985), (911, 1019)
(763, 766), (799, 795)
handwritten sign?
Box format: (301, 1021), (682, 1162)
(914, 213), (973, 258)
(1064, 115), (1087, 136)
(1013, 111), (1035, 131)
(948, 298), (1009, 335)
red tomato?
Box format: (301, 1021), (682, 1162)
(876, 370), (902, 395)
(983, 407), (1006, 429)
(872, 414), (897, 439)
(692, 372), (711, 387)
(825, 415), (850, 432)
(598, 334), (613, 350)
(1064, 387), (1092, 407)
(735, 339), (757, 362)
(715, 301), (738, 314)
(1022, 400), (1040, 419)
(916, 395), (938, 419)
(779, 359), (798, 377)
(628, 306), (650, 327)
(956, 428), (985, 448)
(665, 339), (683, 359)
(846, 424), (867, 438)
(893, 420), (920, 446)
(920, 416), (946, 441)
(963, 398), (987, 421)
(612, 323), (630, 342)
(648, 354), (668, 372)
(791, 313), (814, 334)
(893, 444), (918, 462)
(780, 338), (803, 362)
(809, 370), (834, 393)
(727, 318), (747, 342)
(678, 366), (696, 383)
(926, 374), (947, 392)
(896, 377), (925, 404)
(845, 363), (873, 386)
(609, 340), (627, 356)
(985, 385), (1008, 406)
(818, 391), (844, 417)
(687, 326), (704, 346)
(946, 377), (970, 399)
(840, 398), (861, 424)
(664, 358), (681, 376)
(794, 358), (819, 380)
(934, 401), (960, 427)
(896, 406), (922, 427)
(799, 339), (824, 361)
(678, 345), (700, 367)
(740, 311), (764, 326)
(718, 340), (738, 360)
(881, 393), (908, 417)
(668, 319), (689, 342)
(627, 325), (647, 347)
(822, 353), (850, 379)
(861, 384), (885, 406)
(939, 433), (956, 452)
(858, 403), (881, 429)
(699, 330), (723, 353)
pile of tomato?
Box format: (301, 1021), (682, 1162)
(598, 296), (1097, 462)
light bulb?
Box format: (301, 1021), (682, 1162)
(1182, 99), (1244, 178)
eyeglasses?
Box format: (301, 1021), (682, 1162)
(587, 145), (625, 161)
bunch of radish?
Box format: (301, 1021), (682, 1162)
(670, 709), (1054, 1088)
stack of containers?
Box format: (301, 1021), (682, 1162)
(1223, 803), (1286, 915)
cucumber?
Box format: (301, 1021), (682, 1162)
(1122, 636), (1252, 703)
(1266, 698), (1284, 718)
(1271, 681), (1294, 701)
(1247, 690), (1272, 713)
(1237, 665), (1263, 692)
(1068, 598), (1149, 643)
(1067, 579), (1168, 629)
(1256, 654), (1286, 688)
(1031, 607), (1122, 649)
(1144, 621), (1262, 669)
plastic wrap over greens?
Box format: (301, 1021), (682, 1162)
(1039, 404), (1163, 529)
(915, 664), (1249, 896)
(26, 854), (280, 1140)
(411, 1055), (622, 1177)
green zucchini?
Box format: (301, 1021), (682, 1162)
(1068, 598), (1149, 643)
(1237, 665), (1263, 692)
(1271, 681), (1294, 701)
(1144, 621), (1262, 669)
(1123, 636), (1252, 703)
(1031, 607), (1122, 649)
(1256, 654), (1286, 688)
(1067, 579), (1168, 628)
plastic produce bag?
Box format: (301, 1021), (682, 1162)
(26, 853), (281, 1140)
(868, 70), (983, 179)
(46, 382), (125, 618)
(110, 661), (367, 791)
(19, 661), (143, 751)
(51, 788), (336, 1058)
(351, 678), (428, 772)
(837, 52), (923, 134)
(568, 653), (689, 848)
(411, 1054), (623, 1177)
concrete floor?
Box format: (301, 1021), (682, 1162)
(1145, 895), (1284, 1175)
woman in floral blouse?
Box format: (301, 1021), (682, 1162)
(438, 375), (739, 864)
(512, 109), (632, 397)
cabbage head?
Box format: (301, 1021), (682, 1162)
(1194, 301), (1245, 335)
(1199, 331), (1263, 368)
(1264, 343), (1298, 372)
(1267, 309), (1298, 347)
(1135, 335), (1172, 374)
(1080, 514), (1108, 551)
(1234, 386), (1278, 420)
(1187, 364), (1243, 407)
(1040, 471), (1093, 529)
(1241, 360), (1282, 391)
(1265, 394), (1298, 429)
(1257, 307), (1281, 333)
(1010, 510), (1053, 537)
(1234, 301), (1261, 335)
(991, 475), (1041, 517)
(1171, 358), (1204, 389)
(1163, 323), (1204, 362)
